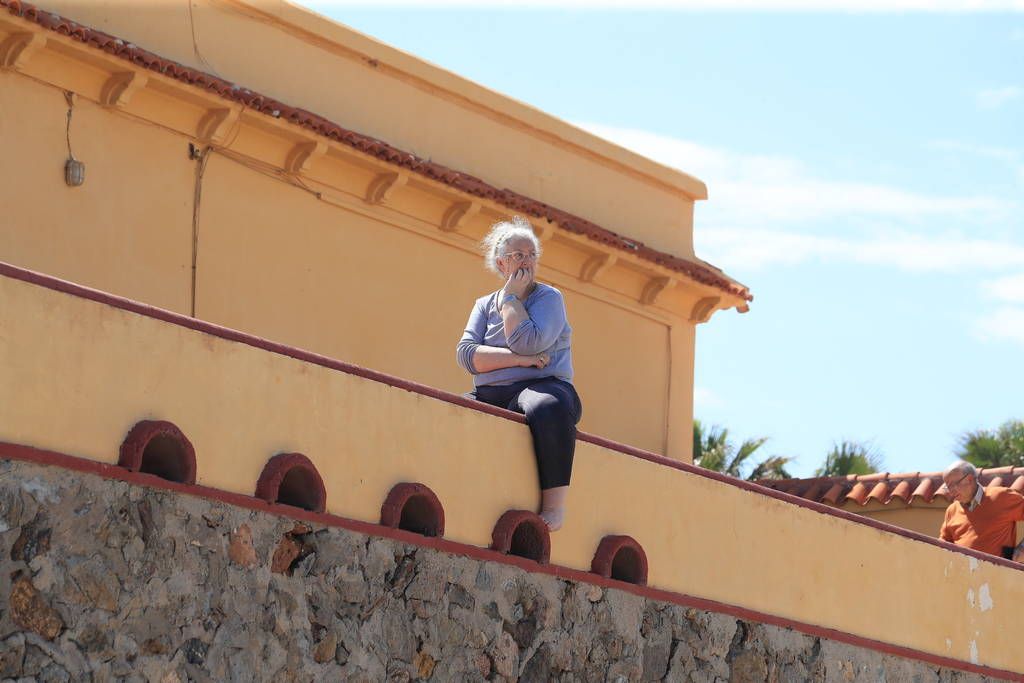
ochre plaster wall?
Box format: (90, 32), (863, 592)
(2, 272), (1023, 676)
(38, 0), (703, 258)
(0, 73), (193, 313)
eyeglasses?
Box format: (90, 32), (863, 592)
(946, 472), (973, 491)
(500, 251), (538, 263)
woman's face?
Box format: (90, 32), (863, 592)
(496, 237), (539, 279)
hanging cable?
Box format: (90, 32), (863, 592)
(190, 145), (211, 317)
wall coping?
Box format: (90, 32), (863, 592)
(1, 258), (1018, 576)
(0, 442), (1019, 681)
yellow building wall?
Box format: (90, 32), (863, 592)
(2, 272), (1022, 675)
(0, 72), (194, 313)
(39, 0), (705, 258)
(0, 10), (733, 458)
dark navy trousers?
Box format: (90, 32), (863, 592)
(469, 377), (582, 489)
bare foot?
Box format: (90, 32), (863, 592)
(540, 508), (564, 532)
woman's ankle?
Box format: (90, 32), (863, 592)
(540, 485), (569, 531)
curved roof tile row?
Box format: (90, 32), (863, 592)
(1, 0), (752, 302)
(758, 467), (1024, 507)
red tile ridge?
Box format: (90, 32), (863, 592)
(821, 482), (845, 505)
(760, 467), (1024, 508)
(889, 480), (913, 503)
(866, 480), (891, 504)
(801, 480), (826, 502)
(911, 477), (936, 503)
(846, 482), (869, 506)
(0, 0), (752, 304)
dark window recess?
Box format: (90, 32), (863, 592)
(139, 434), (191, 483)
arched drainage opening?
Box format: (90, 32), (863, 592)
(140, 434), (190, 482)
(119, 420), (197, 485)
(491, 510), (550, 564)
(380, 483), (445, 537)
(255, 453), (326, 513)
(591, 535), (648, 586)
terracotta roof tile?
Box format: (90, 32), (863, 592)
(0, 0), (752, 303)
(758, 467), (1024, 507)
(889, 480), (912, 503)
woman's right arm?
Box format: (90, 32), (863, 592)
(457, 298), (549, 374)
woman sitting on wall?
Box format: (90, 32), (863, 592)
(456, 216), (581, 531)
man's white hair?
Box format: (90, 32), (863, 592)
(944, 460), (978, 479)
(481, 216), (542, 276)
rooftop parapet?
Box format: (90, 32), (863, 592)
(1, 261), (1022, 678)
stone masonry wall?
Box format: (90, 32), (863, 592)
(0, 459), (997, 682)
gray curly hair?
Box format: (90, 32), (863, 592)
(481, 216), (542, 276)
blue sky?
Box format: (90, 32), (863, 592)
(308, 3), (1023, 478)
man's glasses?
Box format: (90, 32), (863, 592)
(501, 251), (538, 264)
(946, 472), (972, 491)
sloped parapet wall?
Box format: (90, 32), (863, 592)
(0, 459), (997, 682)
(2, 263), (1024, 678)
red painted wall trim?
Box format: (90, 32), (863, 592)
(0, 442), (1019, 681)
(2, 259), (1020, 574)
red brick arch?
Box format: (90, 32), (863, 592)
(491, 510), (550, 564)
(591, 535), (648, 586)
(380, 483), (445, 537)
(118, 420), (196, 485)
(255, 453), (326, 513)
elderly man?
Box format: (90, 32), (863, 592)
(940, 460), (1024, 561)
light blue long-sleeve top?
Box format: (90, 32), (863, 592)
(456, 283), (574, 387)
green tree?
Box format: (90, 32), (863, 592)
(693, 420), (792, 481)
(957, 419), (1024, 468)
(815, 440), (883, 477)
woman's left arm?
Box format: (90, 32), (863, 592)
(504, 288), (567, 356)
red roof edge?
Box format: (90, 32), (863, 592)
(0, 0), (752, 303)
(759, 468), (1024, 508)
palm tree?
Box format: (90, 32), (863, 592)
(693, 420), (792, 481)
(815, 440), (883, 477)
(958, 420), (1024, 468)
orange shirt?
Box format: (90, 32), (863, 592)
(940, 486), (1024, 557)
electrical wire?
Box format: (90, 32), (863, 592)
(186, 0), (220, 77)
(64, 91), (75, 160)
(190, 146), (211, 317)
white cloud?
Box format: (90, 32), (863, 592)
(309, 0), (1024, 9)
(694, 386), (725, 410)
(927, 139), (1020, 164)
(578, 121), (1022, 271)
(976, 86), (1023, 110)
(698, 229), (1024, 271)
(927, 140), (1024, 189)
(581, 122), (1014, 230)
(975, 307), (1024, 345)
(982, 272), (1024, 303)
